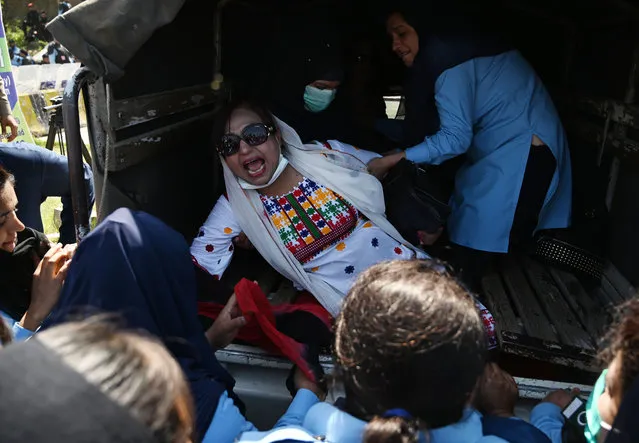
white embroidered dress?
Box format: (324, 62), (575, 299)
(191, 141), (422, 297)
(190, 120), (497, 348)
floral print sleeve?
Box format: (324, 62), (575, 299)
(190, 195), (241, 280)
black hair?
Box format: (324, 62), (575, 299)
(0, 166), (15, 192)
(38, 319), (195, 443)
(600, 298), (639, 398)
(335, 259), (487, 442)
(382, 0), (489, 36)
(211, 97), (276, 151)
(0, 317), (11, 346)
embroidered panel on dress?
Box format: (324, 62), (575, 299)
(260, 178), (359, 264)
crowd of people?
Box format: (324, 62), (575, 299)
(11, 1), (75, 66)
(0, 173), (636, 442)
(21, 2), (51, 44)
(0, 0), (634, 442)
(10, 38), (76, 66)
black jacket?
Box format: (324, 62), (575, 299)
(0, 228), (50, 321)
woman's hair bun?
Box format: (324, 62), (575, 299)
(362, 415), (419, 443)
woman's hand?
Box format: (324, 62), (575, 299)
(473, 363), (519, 417)
(233, 232), (254, 250)
(367, 151), (405, 180)
(294, 366), (326, 401)
(543, 388), (580, 409)
(21, 244), (72, 331)
(417, 228), (444, 246)
(205, 294), (247, 349)
(62, 243), (77, 258)
(1, 115), (19, 142)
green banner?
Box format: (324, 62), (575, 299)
(0, 7), (35, 143)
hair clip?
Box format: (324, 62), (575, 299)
(382, 408), (413, 420)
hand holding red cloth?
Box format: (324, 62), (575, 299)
(198, 279), (332, 383)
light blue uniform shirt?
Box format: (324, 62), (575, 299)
(406, 50), (572, 253)
(302, 405), (508, 443)
(1, 311), (35, 341)
(204, 389), (320, 443)
(203, 394), (565, 443)
(530, 402), (565, 443)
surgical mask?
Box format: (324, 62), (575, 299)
(238, 153), (289, 190)
(303, 85), (336, 113)
(585, 369), (612, 443)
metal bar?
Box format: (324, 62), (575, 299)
(62, 67), (97, 242)
(212, 0), (233, 91)
(604, 41), (639, 209)
(514, 377), (594, 401)
(569, 118), (639, 164)
(579, 98), (639, 129)
(217, 344), (594, 401)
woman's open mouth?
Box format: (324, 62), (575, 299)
(398, 51), (411, 62)
(243, 158), (266, 178)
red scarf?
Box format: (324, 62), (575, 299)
(198, 279), (332, 382)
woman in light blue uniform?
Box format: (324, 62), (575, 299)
(237, 260), (563, 443)
(369, 5), (572, 287)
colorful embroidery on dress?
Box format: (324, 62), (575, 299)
(260, 178), (358, 264)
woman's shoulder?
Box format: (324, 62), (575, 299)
(429, 409), (511, 443)
(301, 404), (511, 443)
(302, 402), (366, 443)
(476, 437), (511, 443)
(237, 426), (319, 443)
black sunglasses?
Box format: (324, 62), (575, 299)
(218, 123), (276, 157)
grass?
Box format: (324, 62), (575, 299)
(40, 196), (61, 240)
(34, 137), (64, 239)
(32, 136), (97, 240)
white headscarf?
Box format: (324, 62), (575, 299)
(222, 117), (419, 316)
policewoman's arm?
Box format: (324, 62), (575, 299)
(367, 62), (476, 178)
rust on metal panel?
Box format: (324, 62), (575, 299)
(569, 115), (639, 161)
(112, 84), (218, 129)
(105, 111), (215, 171)
(578, 98), (638, 128)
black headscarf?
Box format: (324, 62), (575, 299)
(393, 1), (513, 145)
(256, 12), (360, 144)
(0, 339), (156, 442)
(0, 227), (50, 321)
(604, 377), (639, 443)
(41, 208), (239, 437)
(267, 13), (343, 105)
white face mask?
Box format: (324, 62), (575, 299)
(238, 153), (289, 190)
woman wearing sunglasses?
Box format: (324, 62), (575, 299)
(191, 98), (497, 342)
(193, 99), (422, 317)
